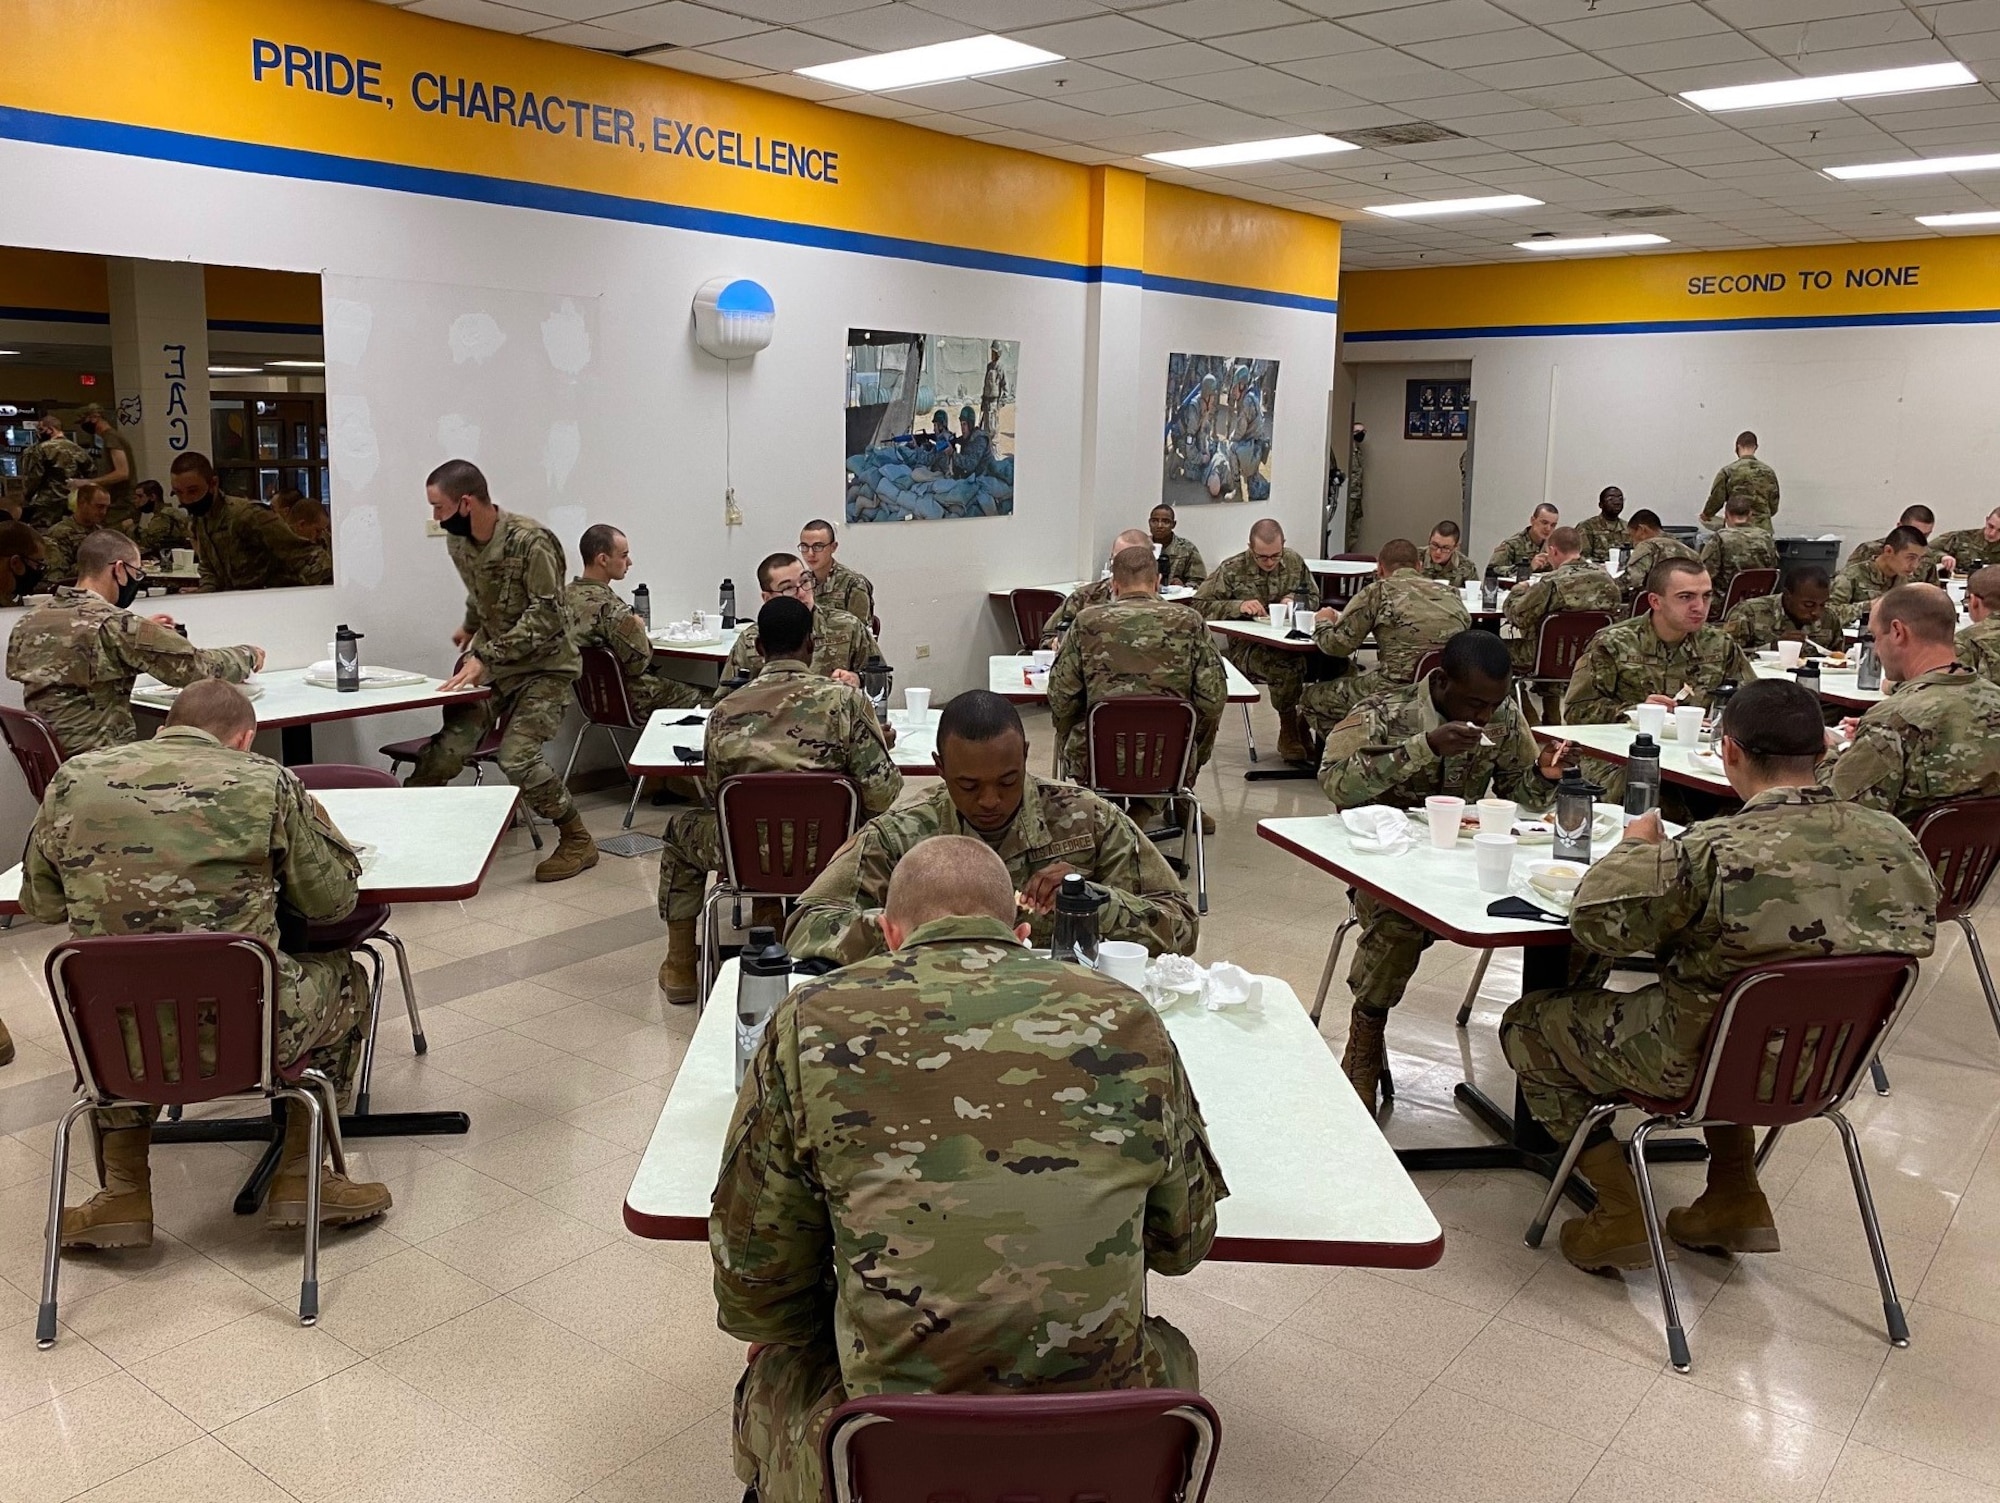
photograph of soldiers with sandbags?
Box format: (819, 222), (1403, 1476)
(843, 330), (1018, 522)
(1161, 352), (1279, 508)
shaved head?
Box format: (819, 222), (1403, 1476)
(165, 679), (257, 741)
(884, 835), (1017, 933)
(1249, 518), (1284, 546)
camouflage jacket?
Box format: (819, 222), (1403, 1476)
(1047, 594), (1226, 754)
(1958, 615), (2000, 682)
(20, 437), (92, 529)
(448, 510), (579, 683)
(1503, 558), (1620, 649)
(40, 517), (105, 587)
(1820, 665), (2000, 818)
(1574, 513), (1626, 563)
(1847, 536), (1939, 585)
(1040, 579), (1114, 648)
(565, 577), (652, 683)
(1419, 550), (1478, 588)
(135, 504), (195, 557)
(717, 603), (881, 700)
(1487, 527), (1553, 577)
(1562, 615), (1755, 724)
(193, 495), (332, 592)
(1619, 534), (1699, 598)
(1932, 528), (2000, 572)
(1312, 571), (1470, 682)
(711, 913), (1225, 1391)
(1157, 535), (1207, 587)
(1828, 558), (1902, 625)
(1702, 455), (1780, 525)
(702, 658), (902, 818)
(785, 776), (1198, 965)
(1699, 525), (1779, 600)
(1319, 677), (1557, 811)
(1569, 786), (1934, 1066)
(20, 725), (361, 1007)
(816, 560), (875, 623)
(92, 428), (137, 527)
(1723, 593), (1847, 653)
(5, 586), (259, 757)
(1192, 548), (1320, 618)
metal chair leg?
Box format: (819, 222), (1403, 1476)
(353, 944), (386, 1116)
(299, 1069), (350, 1178)
(1629, 1119), (1692, 1372)
(1310, 913), (1358, 1026)
(1525, 1100), (1618, 1247)
(1455, 951), (1493, 1027)
(1240, 701), (1259, 763)
(1959, 916), (2000, 1048)
(36, 1098), (92, 1349)
(1869, 1058), (1891, 1096)
(1184, 791), (1208, 916)
(1827, 1107), (1911, 1347)
(560, 723), (589, 786)
(697, 883), (731, 1009)
(278, 1086), (323, 1325)
(622, 770), (645, 831)
(1753, 1124), (1785, 1171)
(381, 930), (424, 1054)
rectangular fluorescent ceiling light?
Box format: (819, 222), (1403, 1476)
(1916, 209), (2000, 226)
(1516, 233), (1669, 253)
(0, 349), (18, 356)
(1682, 61), (1974, 113)
(265, 359), (325, 369)
(1366, 193), (1541, 218)
(798, 35), (1060, 91)
(1827, 151), (2000, 180)
(208, 365), (260, 375)
(1145, 134), (1357, 169)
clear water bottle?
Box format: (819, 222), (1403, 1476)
(1050, 874), (1104, 966)
(1795, 662), (1821, 701)
(719, 578), (737, 629)
(1624, 733), (1661, 820)
(1552, 766), (1601, 864)
(334, 624), (362, 693)
(734, 926), (791, 1088)
(1854, 632), (1882, 692)
(632, 583), (650, 631)
(1481, 572), (1500, 611)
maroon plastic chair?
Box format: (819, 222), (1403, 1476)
(1010, 588), (1066, 651)
(701, 772), (861, 999)
(1085, 695), (1206, 914)
(380, 712), (541, 850)
(293, 764), (424, 1096)
(562, 646), (648, 836)
(1525, 953), (1921, 1373)
(1627, 593), (1653, 618)
(821, 1390), (1221, 1503)
(1412, 648), (1445, 684)
(36, 934), (347, 1344)
(1908, 796), (2000, 1047)
(1314, 554), (1375, 608)
(1720, 567), (1779, 619)
(0, 703), (64, 798)
(1519, 608), (1614, 718)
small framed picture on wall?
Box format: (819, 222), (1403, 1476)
(1405, 379), (1469, 440)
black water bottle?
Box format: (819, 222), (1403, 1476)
(1050, 874), (1103, 966)
(719, 578), (737, 629)
(1482, 571), (1500, 611)
(334, 624), (362, 693)
(1855, 632), (1882, 692)
(632, 583), (651, 631)
(1624, 732), (1661, 819)
(1795, 662), (1821, 701)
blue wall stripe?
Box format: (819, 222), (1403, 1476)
(0, 104), (1339, 317)
(1347, 307), (2000, 341)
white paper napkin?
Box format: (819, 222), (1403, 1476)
(1341, 806), (1415, 855)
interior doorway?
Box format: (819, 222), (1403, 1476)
(1345, 359), (1472, 554)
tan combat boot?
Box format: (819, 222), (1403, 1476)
(1199, 810), (1217, 836)
(1277, 709), (1309, 765)
(0, 1013), (13, 1067)
(1666, 1125), (1780, 1255)
(659, 919), (699, 1004)
(534, 813), (601, 883)
(1340, 1006), (1392, 1112)
(1560, 1138), (1665, 1275)
(265, 1102), (393, 1230)
(60, 1126), (154, 1249)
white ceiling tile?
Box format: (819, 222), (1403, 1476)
(1065, 79), (1205, 113)
(1463, 52), (1619, 89)
(1341, 0), (1518, 45)
(528, 18), (669, 46)
(797, 3), (979, 47)
(1767, 40), (1966, 73)
(911, 0), (1109, 24)
(960, 97), (1132, 136)
(1933, 0), (2000, 35)
(1139, 0), (1314, 40)
(1011, 13), (1183, 56)
(402, 0), (548, 33)
(1093, 41), (1246, 78)
(651, 46), (770, 74)
(989, 61), (1133, 95)
(702, 0), (886, 18)
(494, 0), (641, 17)
(1404, 28), (1574, 69)
(876, 76), (1034, 108)
(1213, 19), (1376, 63)
(1704, 0), (1901, 26)
(1176, 66), (1359, 109)
(744, 69), (851, 97)
(1593, 33), (1766, 74)
(1511, 73), (1662, 108)
(821, 90), (930, 115)
(596, 1), (769, 44)
(1947, 30), (2000, 62)
(702, 26), (861, 64)
(1745, 12), (1937, 54)
(1547, 7), (1730, 50)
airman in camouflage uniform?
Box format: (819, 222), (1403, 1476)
(718, 836), (1223, 1503)
(1847, 536), (1939, 585)
(19, 419), (93, 531)
(1502, 749), (1934, 1272)
(1829, 527), (1929, 625)
(1488, 506), (1559, 577)
(1420, 548), (1478, 588)
(7, 575), (259, 757)
(1618, 530), (1698, 599)
(1318, 632), (1564, 1107)
(20, 683), (391, 1244)
(1193, 523), (1321, 760)
(800, 519), (875, 622)
(1150, 505), (1207, 587)
(717, 602), (881, 699)
(410, 464), (590, 880)
(1039, 577), (1115, 649)
(169, 454), (331, 590)
(1958, 568), (2000, 680)
(1699, 503), (1779, 603)
(1824, 664), (2000, 814)
(1575, 488), (1627, 563)
(1502, 530), (1619, 675)
(133, 484), (194, 557)
(1700, 435), (1780, 527)
(1933, 512), (2000, 573)
(566, 575), (701, 717)
(1299, 552), (1471, 735)
(39, 487), (111, 587)
(79, 407), (138, 533)
(1724, 573), (1845, 654)
(1562, 616), (1754, 726)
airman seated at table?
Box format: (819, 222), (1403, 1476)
(1829, 526), (1928, 626)
(1419, 519), (1478, 587)
(1959, 566), (2000, 682)
(1847, 505), (1940, 584)
(0, 520), (47, 609)
(1722, 564), (1844, 654)
(1299, 538), (1471, 736)
(168, 451), (331, 591)
(566, 523), (702, 718)
(1699, 494), (1779, 602)
(1193, 518), (1322, 763)
(6, 530), (263, 757)
(1318, 630), (1569, 1110)
(1821, 583), (2000, 817)
(717, 835), (1225, 1503)
(1501, 679), (1936, 1274)
(1150, 502), (1207, 587)
(1488, 503), (1559, 578)
(41, 484), (113, 587)
(21, 680), (394, 1246)
(785, 690), (1197, 965)
(1039, 529), (1151, 648)
(1575, 486), (1626, 563)
(1616, 510), (1697, 600)
(656, 596), (901, 1004)
(1932, 507), (2000, 575)
(1501, 525), (1619, 676)
(715, 552), (882, 701)
(132, 479), (193, 558)
(798, 517), (874, 623)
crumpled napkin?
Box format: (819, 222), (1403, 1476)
(1203, 962), (1262, 1012)
(1146, 953), (1206, 1004)
(1342, 806), (1415, 855)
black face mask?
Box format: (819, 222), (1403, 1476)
(13, 558), (44, 597)
(113, 565), (146, 610)
(183, 489), (216, 519)
(438, 508), (475, 538)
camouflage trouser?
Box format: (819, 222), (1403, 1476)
(1223, 639), (1306, 719)
(631, 669), (703, 718)
(1299, 670), (1379, 738)
(408, 671), (577, 824)
(733, 1319), (1199, 1503)
(1500, 981), (1700, 1143)
(96, 952), (367, 1133)
(658, 807), (721, 923)
(1347, 891), (1433, 1014)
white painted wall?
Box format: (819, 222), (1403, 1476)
(1347, 360), (1471, 555)
(1346, 324), (1995, 563)
(0, 134), (1336, 849)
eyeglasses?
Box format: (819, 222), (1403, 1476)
(768, 579), (811, 598)
(798, 540), (832, 554)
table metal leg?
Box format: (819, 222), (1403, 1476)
(154, 1104), (470, 1216)
(280, 724), (315, 766)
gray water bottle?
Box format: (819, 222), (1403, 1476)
(334, 624), (362, 693)
(1795, 662), (1821, 701)
(632, 583), (651, 631)
(1552, 766), (1600, 864)
(1854, 632), (1882, 692)
(735, 926), (791, 1088)
(719, 578), (738, 630)
(1050, 873), (1104, 966)
(1624, 733), (1661, 820)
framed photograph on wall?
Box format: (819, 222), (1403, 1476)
(1161, 354), (1280, 505)
(843, 330), (1017, 521)
(1406, 379), (1469, 440)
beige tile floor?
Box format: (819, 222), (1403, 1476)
(0, 702), (1998, 1503)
